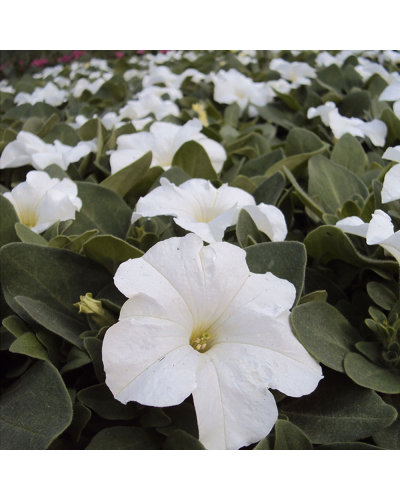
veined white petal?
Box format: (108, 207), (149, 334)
(366, 210), (394, 245)
(382, 145), (400, 164)
(243, 203), (287, 242)
(103, 319), (199, 406)
(193, 347), (278, 450)
(336, 216), (370, 238)
(382, 163), (400, 203)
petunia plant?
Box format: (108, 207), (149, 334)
(1, 50), (400, 451)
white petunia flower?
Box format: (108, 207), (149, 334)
(269, 58), (317, 88)
(379, 82), (400, 120)
(142, 64), (205, 89)
(119, 94), (179, 121)
(381, 146), (400, 204)
(14, 82), (68, 107)
(0, 131), (96, 171)
(33, 65), (64, 80)
(0, 80), (15, 94)
(131, 178), (287, 243)
(210, 69), (274, 117)
(336, 210), (400, 265)
(2, 171), (81, 233)
(109, 119), (226, 174)
(136, 85), (183, 101)
(307, 102), (387, 146)
(73, 77), (106, 98)
(102, 233), (322, 450)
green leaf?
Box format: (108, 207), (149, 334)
(252, 172), (285, 205)
(100, 151), (151, 197)
(63, 182), (132, 239)
(14, 223), (47, 245)
(339, 91), (371, 119)
(139, 408), (172, 429)
(298, 290), (328, 305)
(254, 436), (273, 450)
(265, 128), (327, 179)
(0, 243), (110, 347)
(0, 196), (19, 248)
(0, 361), (73, 450)
(163, 430), (205, 450)
(60, 347), (91, 375)
(367, 282), (397, 310)
(308, 155), (369, 214)
(317, 442), (381, 450)
(86, 426), (159, 450)
(245, 242), (307, 305)
(84, 337), (105, 383)
(44, 124), (80, 146)
(68, 400), (91, 443)
(172, 140), (218, 180)
(15, 296), (86, 349)
(330, 133), (367, 175)
(284, 166), (324, 219)
(236, 209), (261, 248)
(274, 420), (313, 450)
(240, 149), (284, 177)
(290, 301), (362, 372)
(381, 108), (400, 146)
(304, 226), (399, 275)
(280, 375), (397, 444)
(2, 315), (30, 339)
(77, 383), (136, 420)
(83, 235), (143, 274)
(356, 342), (383, 365)
(9, 332), (49, 361)
(344, 353), (400, 394)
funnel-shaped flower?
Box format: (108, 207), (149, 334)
(2, 171), (81, 233)
(132, 178), (287, 244)
(109, 119), (226, 173)
(103, 234), (322, 450)
(336, 210), (400, 265)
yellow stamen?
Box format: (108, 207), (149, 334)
(192, 103), (209, 127)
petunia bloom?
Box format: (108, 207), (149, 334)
(336, 210), (400, 265)
(14, 82), (68, 107)
(269, 58), (316, 88)
(131, 178), (287, 244)
(381, 146), (400, 204)
(102, 234), (322, 450)
(0, 131), (97, 171)
(2, 171), (81, 233)
(307, 102), (387, 146)
(109, 119), (226, 174)
(210, 68), (273, 117)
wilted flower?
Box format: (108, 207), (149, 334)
(0, 131), (96, 170)
(14, 82), (68, 107)
(2, 171), (81, 233)
(336, 210), (400, 265)
(132, 178), (287, 243)
(109, 119), (226, 173)
(103, 234), (322, 450)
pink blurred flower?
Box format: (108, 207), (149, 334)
(58, 55), (72, 64)
(72, 50), (85, 60)
(115, 51), (124, 59)
(31, 58), (49, 68)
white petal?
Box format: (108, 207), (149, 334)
(382, 163), (400, 203)
(196, 136), (227, 173)
(103, 319), (199, 406)
(382, 146), (400, 163)
(379, 83), (400, 102)
(193, 346), (278, 450)
(110, 149), (150, 174)
(243, 204), (288, 242)
(380, 231), (400, 265)
(366, 210), (394, 245)
(336, 216), (370, 239)
(358, 119), (387, 147)
(172, 119), (203, 152)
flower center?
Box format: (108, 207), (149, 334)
(19, 208), (39, 229)
(190, 331), (211, 352)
